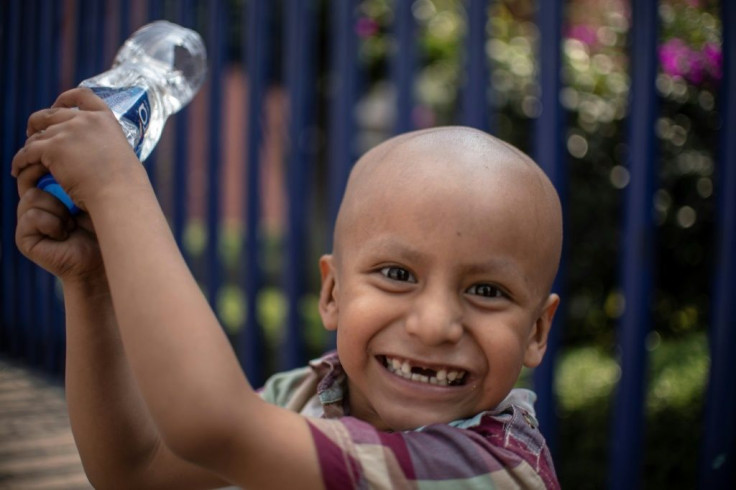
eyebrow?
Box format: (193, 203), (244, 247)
(460, 260), (524, 278)
(360, 236), (425, 264)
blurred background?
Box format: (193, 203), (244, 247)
(0, 0), (732, 489)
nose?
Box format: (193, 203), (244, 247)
(404, 285), (464, 346)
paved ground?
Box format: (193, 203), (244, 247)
(0, 358), (91, 490)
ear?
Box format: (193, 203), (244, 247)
(318, 254), (339, 331)
(523, 294), (560, 368)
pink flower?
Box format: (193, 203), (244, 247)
(660, 38), (723, 84)
(567, 24), (598, 47)
(660, 38), (690, 78)
(703, 42), (722, 80)
(355, 17), (379, 38)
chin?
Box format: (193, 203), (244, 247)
(380, 408), (460, 432)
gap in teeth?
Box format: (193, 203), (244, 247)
(382, 356), (466, 386)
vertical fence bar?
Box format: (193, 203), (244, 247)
(700, 1), (736, 487)
(50, 0), (66, 374)
(18, 0), (38, 363)
(327, 0), (360, 244)
(609, 1), (659, 489)
(75, 0), (104, 83)
(532, 0), (564, 456)
(0, 0), (7, 348)
(461, 0), (489, 132)
(36, 0), (61, 373)
(392, 0), (415, 134)
(172, 0), (195, 251)
(0, 0), (21, 355)
(239, 0), (269, 385)
(28, 0), (43, 367)
(145, 0), (164, 192)
(204, 0), (224, 311)
(283, 0), (318, 370)
(148, 0), (163, 20)
(118, 0), (131, 44)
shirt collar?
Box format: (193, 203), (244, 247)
(308, 351), (348, 418)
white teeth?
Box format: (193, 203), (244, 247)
(383, 356), (466, 386)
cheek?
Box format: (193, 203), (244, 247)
(336, 287), (407, 367)
(476, 336), (525, 405)
(338, 283), (400, 331)
(475, 325), (529, 377)
(335, 291), (384, 351)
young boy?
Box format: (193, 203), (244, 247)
(13, 87), (562, 489)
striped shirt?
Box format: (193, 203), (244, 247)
(260, 352), (559, 489)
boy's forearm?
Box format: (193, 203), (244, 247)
(62, 278), (162, 486)
(86, 172), (255, 464)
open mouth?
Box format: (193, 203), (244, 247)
(378, 355), (467, 386)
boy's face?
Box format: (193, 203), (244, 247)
(319, 128), (561, 431)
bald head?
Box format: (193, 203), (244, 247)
(333, 126), (563, 296)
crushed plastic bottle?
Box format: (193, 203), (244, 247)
(37, 20), (207, 214)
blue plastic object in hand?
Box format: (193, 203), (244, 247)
(37, 174), (80, 214)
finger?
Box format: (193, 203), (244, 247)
(17, 186), (73, 225)
(52, 87), (108, 111)
(26, 107), (78, 137)
(10, 136), (53, 177)
(15, 163), (52, 197)
(16, 206), (71, 246)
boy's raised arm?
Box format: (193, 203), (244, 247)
(89, 180), (323, 487)
(14, 172), (232, 488)
(13, 87), (324, 489)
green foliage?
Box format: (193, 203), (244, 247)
(646, 332), (708, 413)
(556, 345), (620, 412)
(555, 332), (708, 488)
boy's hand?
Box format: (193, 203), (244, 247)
(15, 167), (105, 286)
(11, 87), (143, 213)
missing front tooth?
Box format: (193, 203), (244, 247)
(410, 366), (437, 377)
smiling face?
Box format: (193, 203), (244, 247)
(319, 127), (562, 431)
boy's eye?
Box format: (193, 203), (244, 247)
(380, 266), (416, 283)
(467, 283), (504, 298)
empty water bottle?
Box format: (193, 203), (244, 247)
(37, 20), (207, 214)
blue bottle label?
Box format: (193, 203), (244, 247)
(89, 86), (150, 158)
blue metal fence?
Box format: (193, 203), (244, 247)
(1, 1), (734, 488)
(610, 1), (659, 488)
